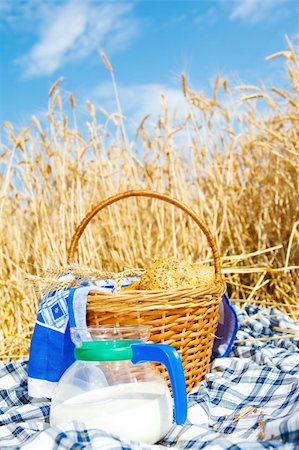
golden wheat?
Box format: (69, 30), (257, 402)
(0, 43), (298, 360)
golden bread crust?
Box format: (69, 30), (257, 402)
(139, 257), (198, 290)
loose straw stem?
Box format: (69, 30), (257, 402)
(232, 407), (255, 423)
(272, 326), (298, 334)
(235, 334), (299, 344)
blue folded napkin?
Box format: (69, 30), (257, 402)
(28, 276), (237, 398)
(212, 293), (239, 358)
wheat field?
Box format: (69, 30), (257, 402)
(0, 43), (298, 360)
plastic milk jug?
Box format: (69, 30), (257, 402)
(50, 325), (187, 444)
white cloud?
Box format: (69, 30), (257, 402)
(22, 2), (87, 77)
(93, 81), (188, 128)
(227, 0), (289, 23)
(194, 7), (217, 26)
(1, 0), (40, 25)
(15, 0), (138, 78)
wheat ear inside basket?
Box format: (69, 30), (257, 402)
(67, 190), (225, 392)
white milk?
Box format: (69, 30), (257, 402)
(50, 381), (173, 444)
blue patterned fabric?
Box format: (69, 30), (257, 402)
(36, 289), (69, 331)
(27, 275), (138, 397)
(1, 305), (298, 449)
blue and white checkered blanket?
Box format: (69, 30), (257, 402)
(1, 305), (298, 449)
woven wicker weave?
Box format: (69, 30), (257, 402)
(67, 190), (225, 392)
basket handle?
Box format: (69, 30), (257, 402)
(67, 190), (222, 280)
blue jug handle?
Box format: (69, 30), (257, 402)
(131, 343), (187, 424)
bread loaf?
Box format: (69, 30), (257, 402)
(139, 257), (198, 290)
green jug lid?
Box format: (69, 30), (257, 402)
(74, 339), (141, 361)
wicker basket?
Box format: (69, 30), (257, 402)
(67, 190), (225, 392)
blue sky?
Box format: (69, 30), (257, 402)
(0, 0), (298, 130)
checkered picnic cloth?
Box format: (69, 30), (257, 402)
(1, 305), (298, 450)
